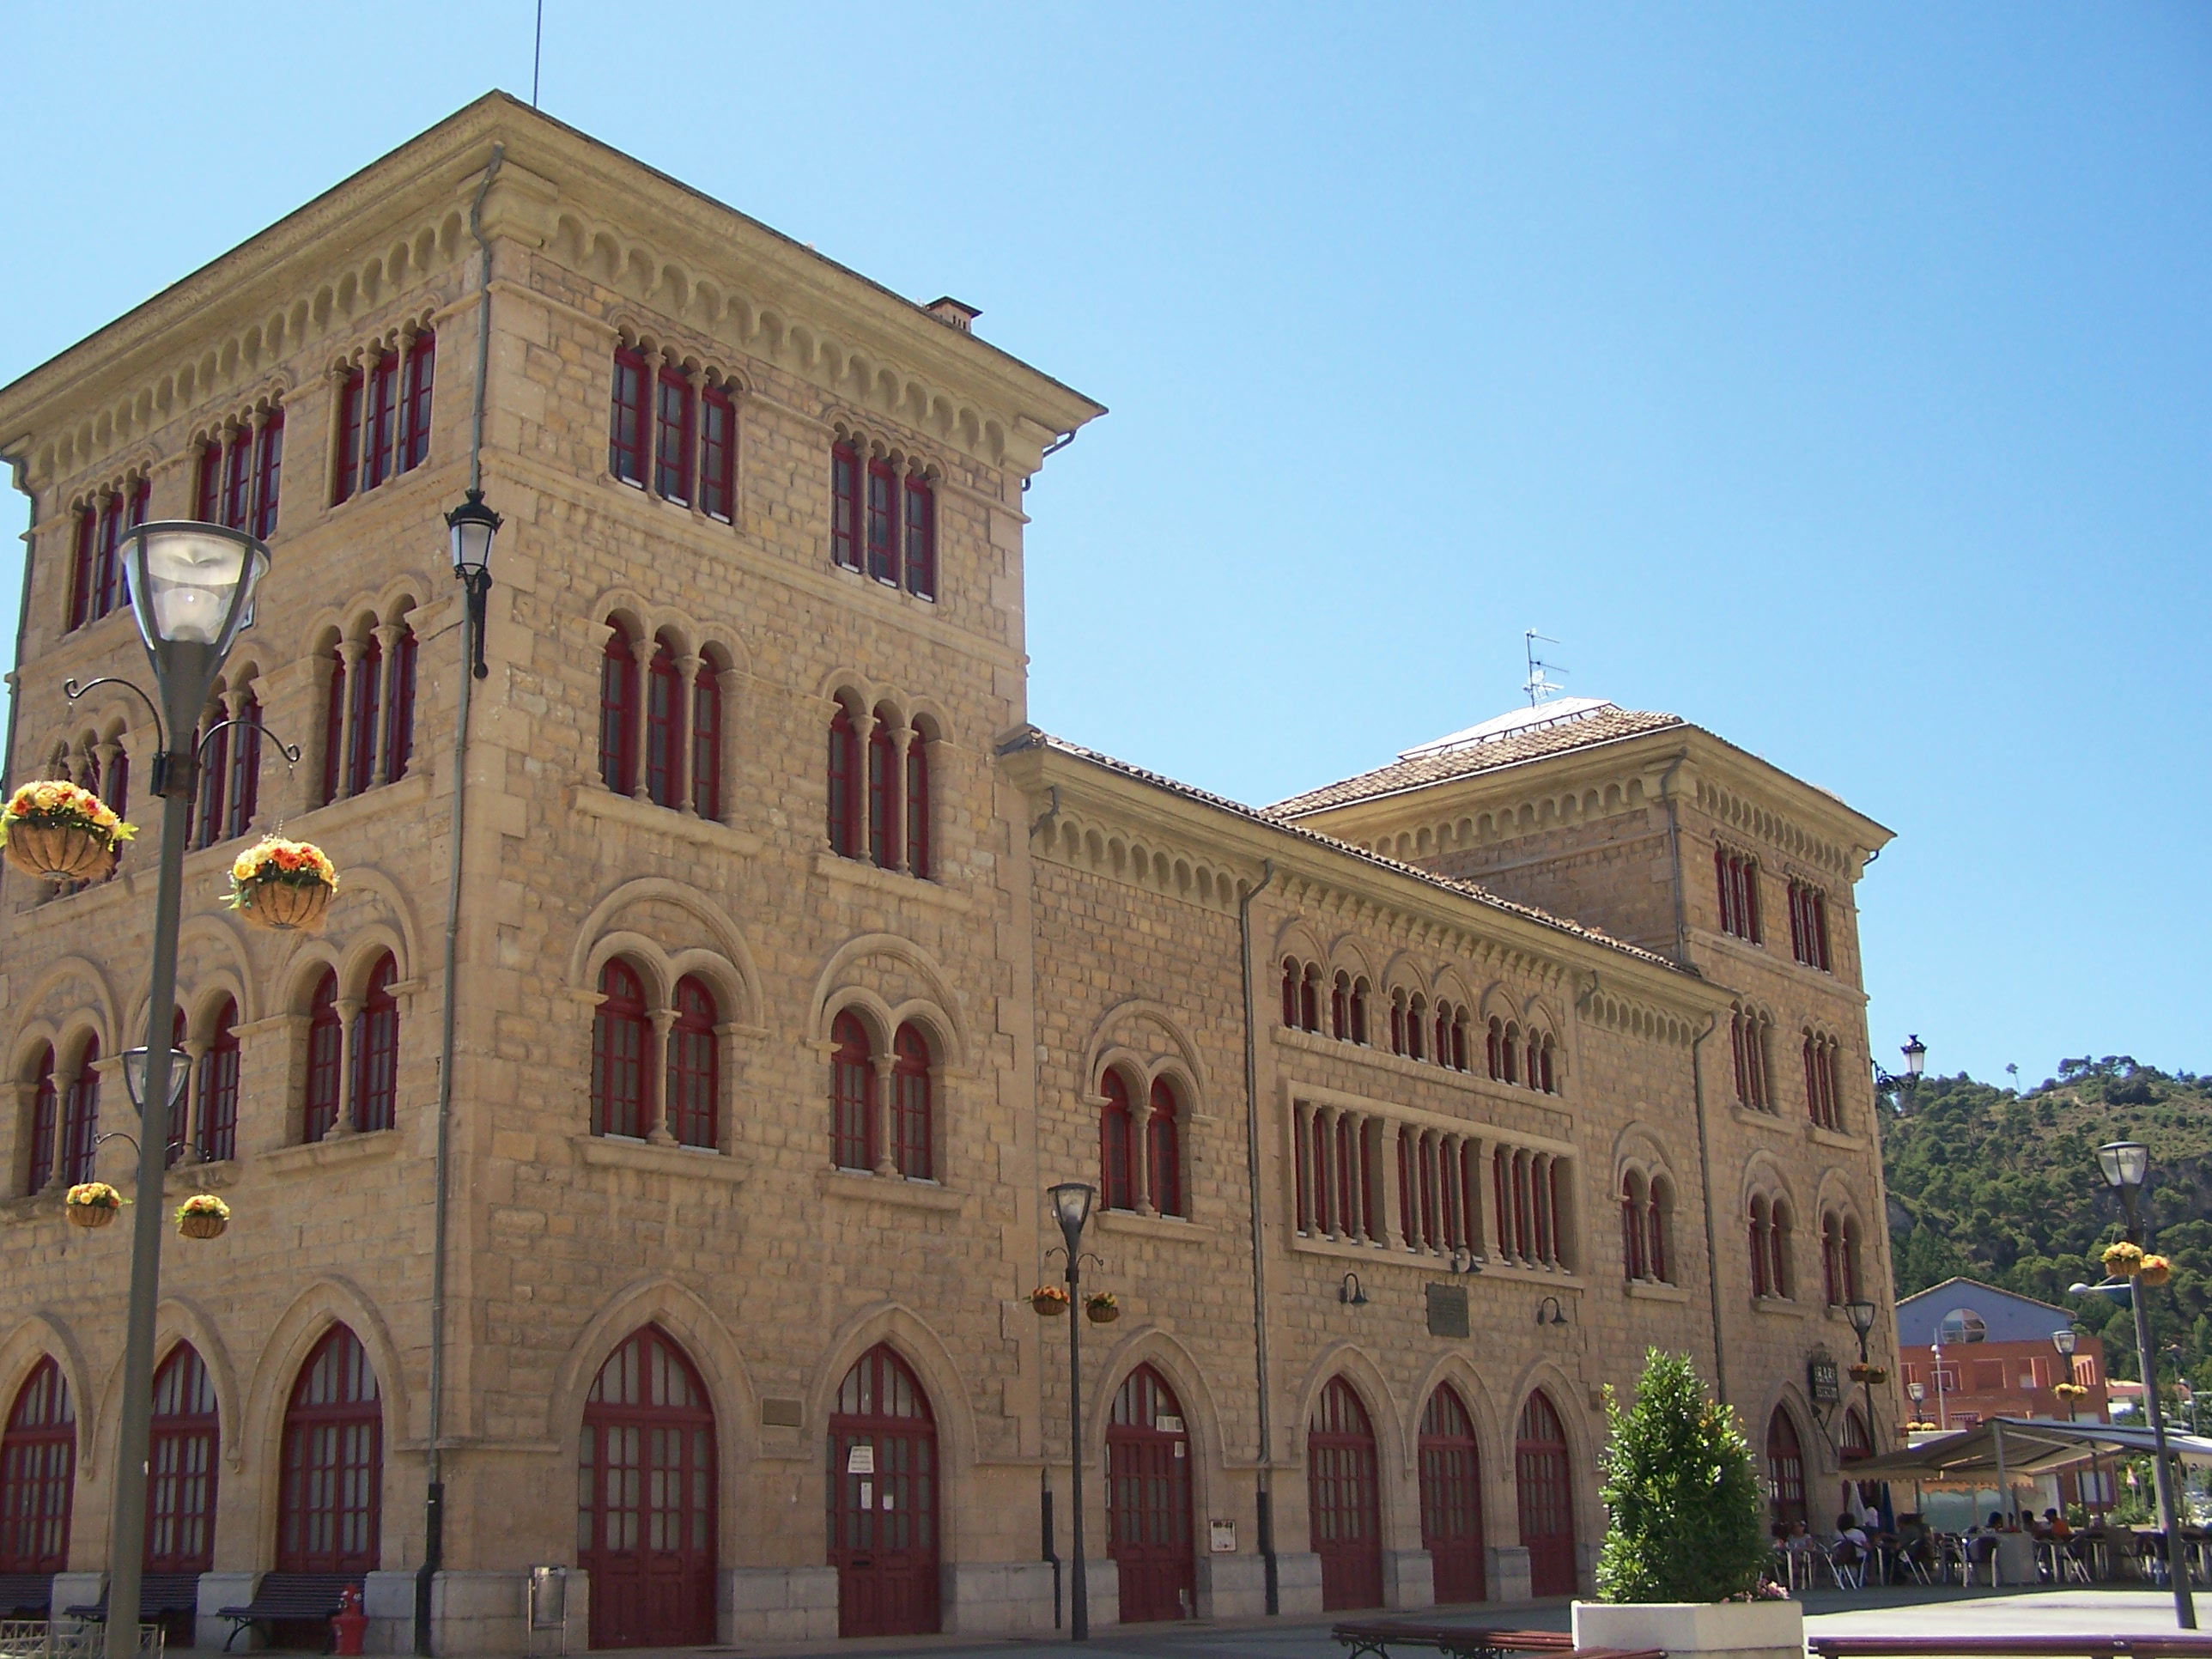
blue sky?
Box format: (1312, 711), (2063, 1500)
(3, 4), (2205, 1086)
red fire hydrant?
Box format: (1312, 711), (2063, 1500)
(331, 1584), (368, 1656)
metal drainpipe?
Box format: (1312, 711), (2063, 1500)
(1659, 750), (1690, 963)
(2, 447), (37, 808)
(417, 141), (503, 1659)
(1238, 860), (1279, 1613)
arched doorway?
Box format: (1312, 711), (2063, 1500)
(1307, 1377), (1382, 1611)
(278, 1327), (380, 1575)
(0, 1358), (73, 1572)
(1419, 1384), (1486, 1603)
(578, 1326), (717, 1649)
(1515, 1390), (1576, 1598)
(1107, 1364), (1194, 1621)
(828, 1346), (939, 1637)
(1765, 1407), (1808, 1534)
(149, 1344), (218, 1571)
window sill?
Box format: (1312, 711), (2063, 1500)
(816, 1166), (968, 1211)
(572, 1133), (748, 1183)
(1733, 1107), (1795, 1136)
(293, 773), (434, 837)
(261, 1128), (403, 1177)
(1808, 1124), (1868, 1152)
(572, 787), (765, 856)
(1273, 1026), (1564, 1105)
(1752, 1295), (1808, 1318)
(1096, 1208), (1211, 1243)
(1625, 1279), (1691, 1304)
(1286, 1231), (1582, 1287)
(812, 851), (970, 912)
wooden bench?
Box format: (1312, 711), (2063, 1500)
(1810, 1639), (2212, 1659)
(215, 1573), (361, 1651)
(1334, 1622), (1660, 1659)
(0, 1577), (51, 1619)
(64, 1572), (201, 1625)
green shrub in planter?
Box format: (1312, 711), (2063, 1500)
(1595, 1348), (1771, 1604)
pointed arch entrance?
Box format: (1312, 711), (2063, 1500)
(1419, 1384), (1486, 1603)
(828, 1345), (939, 1637)
(1107, 1364), (1194, 1621)
(149, 1344), (218, 1571)
(578, 1325), (717, 1648)
(277, 1325), (380, 1573)
(1307, 1377), (1382, 1611)
(1765, 1406), (1808, 1533)
(1514, 1390), (1576, 1598)
(0, 1358), (73, 1572)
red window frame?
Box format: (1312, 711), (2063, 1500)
(276, 1325), (381, 1573)
(1308, 1378), (1382, 1611)
(610, 349), (649, 485)
(665, 975), (719, 1150)
(865, 458), (898, 584)
(305, 971), (343, 1142)
(1146, 1077), (1182, 1218)
(599, 626), (638, 795)
(827, 704), (860, 856)
(830, 442), (861, 570)
(1647, 1183), (1668, 1282)
(398, 332), (434, 474)
(351, 954), (399, 1133)
(827, 1345), (940, 1638)
(252, 409), (284, 539)
(1765, 1408), (1808, 1532)
(94, 495), (124, 620)
(363, 354), (398, 493)
(382, 629), (416, 784)
(66, 507), (94, 630)
(592, 959), (650, 1139)
(653, 367), (695, 504)
(700, 386), (735, 521)
(191, 714), (228, 851)
(333, 370), (364, 505)
(1622, 1177), (1647, 1279)
(904, 737), (930, 878)
(23, 1047), (56, 1196)
(866, 719), (896, 868)
(320, 646), (346, 805)
(1515, 1390), (1577, 1598)
(1100, 1071), (1136, 1211)
(890, 1024), (933, 1180)
(195, 441), (222, 522)
(690, 664), (721, 820)
(0, 1358), (74, 1572)
(197, 999), (240, 1164)
(226, 694), (261, 841)
(148, 1344), (218, 1573)
(102, 744), (129, 823)
(1282, 961), (1299, 1030)
(645, 639), (681, 807)
(345, 633), (382, 799)
(61, 1041), (99, 1188)
(903, 474), (935, 599)
(1300, 967), (1319, 1033)
(830, 1012), (876, 1170)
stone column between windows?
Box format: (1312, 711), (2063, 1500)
(849, 708), (878, 849)
(3, 1082), (33, 1193)
(330, 997), (363, 1136)
(629, 629), (653, 803)
(334, 638), (365, 800)
(1438, 1132), (1462, 1255)
(1322, 1106), (1347, 1239)
(1377, 1123), (1405, 1249)
(1347, 1112), (1370, 1242)
(645, 1008), (677, 1145)
(1463, 1136), (1489, 1264)
(1133, 1081), (1157, 1217)
(178, 1038), (210, 1164)
(871, 1035), (896, 1179)
(888, 724), (915, 874)
(43, 1052), (82, 1190)
(1291, 1102), (1312, 1234)
(674, 653), (702, 816)
(368, 623), (403, 787)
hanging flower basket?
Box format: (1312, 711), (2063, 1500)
(2054, 1382), (2091, 1401)
(64, 1182), (125, 1229)
(175, 1194), (230, 1240)
(2103, 1240), (2146, 1277)
(2139, 1254), (2172, 1288)
(227, 837), (338, 933)
(1084, 1291), (1119, 1325)
(1, 781), (133, 882)
(1847, 1364), (1889, 1385)
(1030, 1285), (1070, 1316)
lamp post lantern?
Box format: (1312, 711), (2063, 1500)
(1844, 1297), (1881, 1453)
(101, 520), (268, 1659)
(1048, 1182), (1097, 1640)
(445, 489), (500, 679)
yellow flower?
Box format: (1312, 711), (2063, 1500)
(2104, 1240), (2146, 1275)
(2140, 1255), (2173, 1288)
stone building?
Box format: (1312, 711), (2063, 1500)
(0, 94), (1902, 1650)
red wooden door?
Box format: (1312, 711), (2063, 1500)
(1308, 1378), (1382, 1611)
(1765, 1407), (1807, 1533)
(828, 1346), (939, 1637)
(1419, 1385), (1486, 1603)
(148, 1344), (217, 1571)
(0, 1358), (73, 1571)
(1107, 1365), (1194, 1621)
(277, 1326), (380, 1573)
(1514, 1391), (1576, 1598)
(579, 1326), (717, 1649)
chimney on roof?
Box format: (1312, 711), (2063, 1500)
(926, 296), (980, 332)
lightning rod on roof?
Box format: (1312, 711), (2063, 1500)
(1523, 631), (1569, 708)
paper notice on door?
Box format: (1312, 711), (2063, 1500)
(859, 1480), (873, 1509)
(846, 1443), (876, 1474)
(882, 1492), (895, 1510)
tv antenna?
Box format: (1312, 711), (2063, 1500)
(532, 0), (546, 108)
(1523, 631), (1568, 708)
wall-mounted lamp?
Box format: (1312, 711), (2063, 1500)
(1448, 1248), (1484, 1276)
(1536, 1295), (1569, 1327)
(1339, 1272), (1368, 1306)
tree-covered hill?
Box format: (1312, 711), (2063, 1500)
(1883, 1058), (2212, 1389)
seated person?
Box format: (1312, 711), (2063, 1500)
(1835, 1511), (1870, 1569)
(1895, 1512), (1935, 1565)
(2043, 1507), (2073, 1540)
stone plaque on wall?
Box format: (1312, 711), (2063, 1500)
(1426, 1283), (1470, 1339)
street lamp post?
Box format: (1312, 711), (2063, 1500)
(1048, 1183), (1097, 1641)
(2054, 1326), (2102, 1519)
(101, 522), (269, 1659)
(1844, 1297), (1880, 1454)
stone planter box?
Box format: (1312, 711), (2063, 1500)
(1573, 1598), (1802, 1659)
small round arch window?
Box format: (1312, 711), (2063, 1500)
(1936, 1308), (1988, 1345)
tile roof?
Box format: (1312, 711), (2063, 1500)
(1000, 727), (1688, 974)
(1266, 704), (1686, 817)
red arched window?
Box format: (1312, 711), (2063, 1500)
(828, 1345), (939, 1636)
(345, 632), (382, 799)
(61, 1039), (99, 1188)
(349, 955), (399, 1133)
(1147, 1078), (1183, 1218)
(1107, 1365), (1193, 1621)
(866, 712), (896, 868)
(690, 664), (721, 820)
(23, 1046), (56, 1196)
(1769, 1202), (1794, 1299)
(610, 349), (650, 485)
(223, 692), (262, 840)
(276, 1326), (380, 1573)
(593, 960), (650, 1139)
(320, 642), (346, 805)
(653, 365), (695, 504)
(1516, 1390), (1576, 1597)
(865, 457), (898, 585)
(252, 409), (285, 538)
(1647, 1180), (1670, 1284)
(1281, 961), (1299, 1029)
(1748, 1198), (1772, 1297)
(1419, 1385), (1486, 1603)
(67, 506), (94, 631)
(1099, 1071), (1136, 1212)
(1501, 1024), (1521, 1085)
(1330, 975), (1349, 1040)
(830, 1013), (876, 1170)
(700, 384), (736, 523)
(904, 735), (930, 878)
(902, 474), (935, 599)
(665, 976), (718, 1150)
(333, 369), (364, 505)
(0, 1358), (73, 1572)
(1621, 1175), (1648, 1280)
(1821, 1212), (1842, 1306)
(600, 626), (638, 795)
(1301, 967), (1321, 1033)
(149, 1344), (218, 1572)
(1765, 1407), (1808, 1531)
(1842, 1217), (1863, 1303)
(830, 442), (861, 571)
(1538, 1036), (1556, 1094)
(398, 333), (434, 475)
(1350, 981), (1369, 1045)
(645, 638), (681, 807)
(827, 704), (860, 857)
(579, 1326), (717, 1648)
(890, 1024), (933, 1180)
(1840, 1407), (1873, 1463)
(304, 971), (343, 1143)
(1308, 1378), (1382, 1610)
(382, 628), (416, 784)
(1486, 1018), (1503, 1079)
(193, 710), (228, 850)
(197, 998), (240, 1164)
(362, 355), (398, 494)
